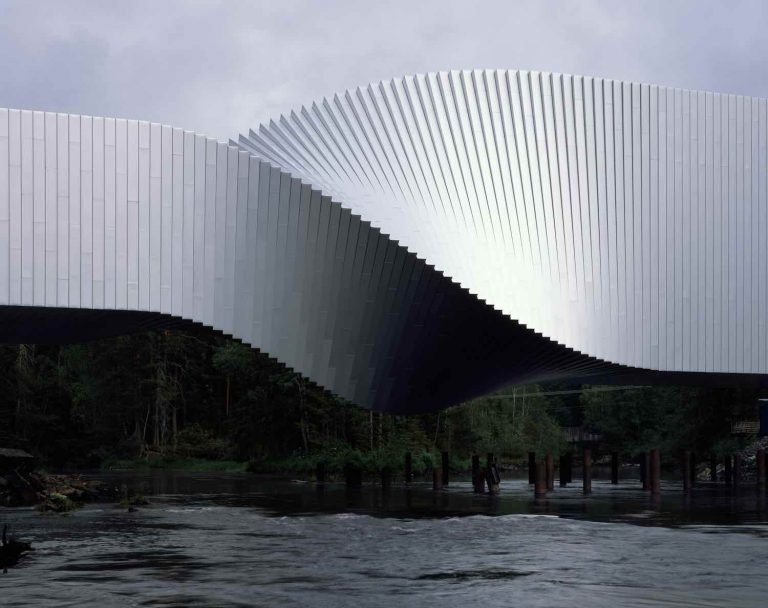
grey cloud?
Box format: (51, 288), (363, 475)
(2, 0), (768, 140)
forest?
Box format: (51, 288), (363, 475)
(0, 327), (762, 476)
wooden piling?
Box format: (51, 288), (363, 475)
(559, 453), (569, 487)
(546, 454), (554, 491)
(472, 454), (484, 493)
(757, 449), (766, 492)
(535, 459), (547, 498)
(528, 451), (536, 484)
(441, 451), (450, 487)
(610, 452), (619, 485)
(689, 452), (697, 488)
(582, 448), (592, 495)
(381, 466), (392, 491)
(486, 458), (501, 494)
(404, 452), (413, 483)
(650, 449), (661, 495)
(682, 451), (691, 493)
(432, 467), (443, 491)
(642, 452), (650, 491)
(345, 464), (362, 489)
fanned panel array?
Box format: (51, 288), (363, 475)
(241, 70), (768, 375)
(2, 70), (768, 413)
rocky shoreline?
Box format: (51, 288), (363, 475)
(1, 470), (119, 510)
(1, 447), (118, 510)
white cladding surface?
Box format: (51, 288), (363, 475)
(241, 70), (768, 375)
(1, 70), (767, 412)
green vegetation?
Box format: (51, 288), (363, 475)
(581, 386), (760, 459)
(0, 329), (762, 474)
(37, 492), (78, 513)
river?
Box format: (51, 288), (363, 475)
(1, 472), (767, 607)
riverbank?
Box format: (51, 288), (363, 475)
(101, 456), (248, 473)
(0, 471), (118, 509)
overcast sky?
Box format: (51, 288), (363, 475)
(1, 0), (767, 141)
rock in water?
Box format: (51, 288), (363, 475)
(1, 524), (33, 572)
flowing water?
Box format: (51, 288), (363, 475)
(1, 472), (768, 607)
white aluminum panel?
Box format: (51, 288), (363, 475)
(0, 109), (8, 305)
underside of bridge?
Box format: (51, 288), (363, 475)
(2, 303), (767, 416)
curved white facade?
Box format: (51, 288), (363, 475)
(2, 70), (768, 412)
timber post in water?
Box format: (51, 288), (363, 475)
(471, 454), (484, 493)
(404, 452), (413, 483)
(610, 452), (619, 485)
(528, 452), (536, 484)
(380, 467), (392, 491)
(344, 463), (362, 489)
(682, 451), (692, 493)
(534, 459), (547, 498)
(559, 453), (570, 487)
(441, 451), (450, 487)
(432, 467), (443, 491)
(757, 449), (766, 492)
(485, 453), (500, 494)
(582, 448), (592, 495)
(710, 454), (718, 482)
(545, 454), (554, 491)
(642, 452), (651, 491)
(689, 452), (697, 488)
(724, 455), (733, 487)
(650, 449), (661, 494)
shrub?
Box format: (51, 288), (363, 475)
(175, 424), (233, 460)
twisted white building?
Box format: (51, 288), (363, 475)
(1, 70), (767, 412)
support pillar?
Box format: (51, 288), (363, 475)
(682, 451), (691, 493)
(559, 453), (569, 487)
(650, 449), (661, 495)
(486, 454), (500, 494)
(528, 451), (536, 484)
(535, 459), (547, 498)
(345, 464), (362, 489)
(441, 451), (450, 487)
(641, 452), (650, 491)
(432, 467), (443, 491)
(546, 454), (554, 491)
(689, 452), (696, 488)
(472, 454), (484, 493)
(381, 467), (392, 491)
(404, 452), (412, 484)
(582, 448), (592, 495)
(610, 452), (619, 485)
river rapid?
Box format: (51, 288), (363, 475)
(1, 472), (767, 607)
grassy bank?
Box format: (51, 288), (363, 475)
(101, 456), (249, 472)
(247, 447), (472, 479)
